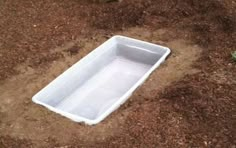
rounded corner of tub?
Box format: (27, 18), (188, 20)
(80, 118), (100, 125)
(165, 47), (171, 55)
(88, 115), (107, 125)
(112, 35), (124, 39)
(68, 114), (101, 125)
(32, 96), (37, 102)
(87, 120), (99, 125)
(110, 35), (125, 42)
(32, 95), (40, 104)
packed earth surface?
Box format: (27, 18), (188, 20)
(0, 0), (236, 147)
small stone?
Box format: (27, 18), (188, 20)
(67, 45), (80, 55)
(91, 36), (96, 40)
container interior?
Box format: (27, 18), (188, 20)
(35, 38), (167, 120)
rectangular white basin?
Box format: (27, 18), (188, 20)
(32, 35), (171, 125)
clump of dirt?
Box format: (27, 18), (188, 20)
(66, 45), (81, 55)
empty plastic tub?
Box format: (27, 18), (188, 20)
(32, 35), (171, 125)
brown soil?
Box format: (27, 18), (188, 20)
(0, 0), (235, 147)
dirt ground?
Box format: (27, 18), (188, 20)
(0, 0), (235, 147)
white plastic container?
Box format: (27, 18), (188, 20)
(32, 35), (171, 125)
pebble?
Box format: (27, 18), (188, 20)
(67, 46), (80, 55)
